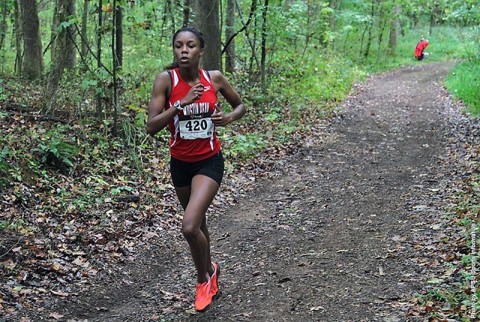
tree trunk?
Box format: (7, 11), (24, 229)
(260, 0), (268, 91)
(225, 0), (235, 73)
(112, 0), (119, 135)
(429, 0), (438, 35)
(363, 0), (377, 59)
(328, 0), (339, 36)
(160, 1), (168, 43)
(115, 6), (123, 67)
(359, 24), (368, 61)
(45, 0), (76, 109)
(20, 0), (44, 79)
(183, 0), (191, 26)
(96, 0), (103, 117)
(13, 0), (21, 76)
(249, 0), (258, 75)
(50, 1), (58, 63)
(0, 0), (7, 51)
(377, 17), (387, 60)
(305, 0), (312, 49)
(192, 0), (221, 70)
(50, 0), (76, 70)
(81, 0), (88, 59)
(167, 0), (175, 34)
(223, 0), (259, 73)
(64, 0), (76, 69)
(388, 5), (401, 55)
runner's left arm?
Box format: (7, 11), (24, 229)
(209, 70), (246, 127)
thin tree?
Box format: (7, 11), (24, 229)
(45, 0), (76, 111)
(19, 0), (44, 79)
(260, 0), (268, 91)
(249, 0), (257, 74)
(364, 0), (379, 59)
(429, 0), (438, 35)
(225, 0), (235, 73)
(388, 5), (401, 55)
(167, 0), (174, 34)
(183, 0), (191, 26)
(50, 1), (58, 63)
(161, 0), (175, 43)
(305, 0), (313, 50)
(96, 0), (102, 117)
(0, 0), (7, 52)
(81, 0), (88, 59)
(112, 0), (118, 135)
(13, 0), (21, 76)
(223, 0), (259, 72)
(328, 0), (339, 49)
(115, 5), (122, 67)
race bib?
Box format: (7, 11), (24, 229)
(179, 113), (214, 140)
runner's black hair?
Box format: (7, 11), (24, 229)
(172, 26), (205, 49)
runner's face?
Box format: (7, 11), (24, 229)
(173, 31), (203, 67)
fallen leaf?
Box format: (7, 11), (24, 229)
(48, 313), (64, 320)
(51, 290), (69, 297)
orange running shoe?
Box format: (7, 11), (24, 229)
(194, 277), (212, 311)
(210, 262), (220, 298)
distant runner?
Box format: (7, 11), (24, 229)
(414, 37), (430, 61)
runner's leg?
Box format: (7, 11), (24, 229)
(179, 175), (219, 283)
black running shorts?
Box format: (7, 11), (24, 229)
(170, 152), (224, 187)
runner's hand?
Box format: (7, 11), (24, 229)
(184, 83), (204, 105)
(211, 110), (231, 126)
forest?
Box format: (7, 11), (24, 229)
(1, 0), (479, 320)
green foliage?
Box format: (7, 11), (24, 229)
(268, 49), (365, 105)
(0, 218), (30, 233)
(0, 147), (11, 187)
(34, 125), (79, 172)
(0, 80), (9, 101)
(221, 132), (268, 159)
(444, 1), (480, 25)
(56, 15), (77, 32)
(445, 59), (480, 116)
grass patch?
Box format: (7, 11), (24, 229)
(445, 59), (480, 116)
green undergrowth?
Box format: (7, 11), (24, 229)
(445, 59), (480, 116)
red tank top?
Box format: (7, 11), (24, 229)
(414, 41), (429, 57)
(167, 68), (221, 162)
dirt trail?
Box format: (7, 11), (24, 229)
(44, 61), (456, 321)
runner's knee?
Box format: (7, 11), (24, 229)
(182, 220), (202, 241)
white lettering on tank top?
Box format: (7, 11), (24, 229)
(183, 102), (210, 115)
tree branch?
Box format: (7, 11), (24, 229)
(221, 0), (255, 55)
